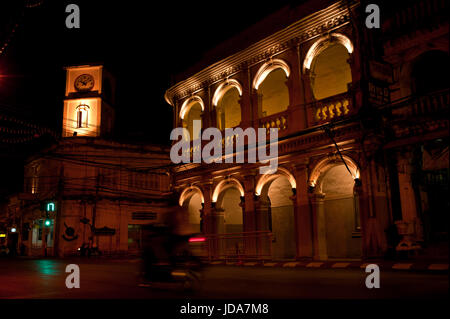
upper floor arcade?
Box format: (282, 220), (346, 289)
(165, 0), (362, 144)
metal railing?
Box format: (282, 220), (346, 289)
(191, 231), (273, 262)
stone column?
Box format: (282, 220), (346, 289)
(309, 191), (327, 260)
(242, 173), (256, 232)
(356, 150), (393, 258)
(254, 195), (271, 258)
(292, 164), (313, 259)
(202, 88), (211, 129)
(354, 177), (369, 258)
(210, 204), (225, 259)
(395, 150), (423, 250)
(199, 181), (215, 259)
(240, 69), (253, 129)
(286, 46), (306, 132)
(198, 182), (212, 234)
(250, 92), (262, 129)
(301, 71), (315, 127)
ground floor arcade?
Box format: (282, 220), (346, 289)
(175, 143), (438, 261)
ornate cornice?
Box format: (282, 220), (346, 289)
(165, 0), (358, 106)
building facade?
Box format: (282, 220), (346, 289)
(165, 0), (449, 260)
(5, 64), (172, 257)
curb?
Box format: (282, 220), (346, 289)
(205, 260), (449, 272)
(15, 256), (447, 272)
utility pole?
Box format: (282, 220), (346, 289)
(53, 166), (64, 257)
(91, 172), (100, 247)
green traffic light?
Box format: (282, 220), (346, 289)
(44, 219), (51, 227)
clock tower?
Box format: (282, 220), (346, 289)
(62, 64), (116, 137)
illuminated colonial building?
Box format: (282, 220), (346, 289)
(8, 64), (172, 257)
(165, 0), (449, 260)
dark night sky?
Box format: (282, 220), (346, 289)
(0, 0), (294, 198)
(0, 0), (298, 141)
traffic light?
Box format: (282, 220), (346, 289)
(44, 219), (51, 227)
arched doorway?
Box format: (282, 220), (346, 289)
(319, 164), (361, 258)
(213, 179), (245, 257)
(310, 156), (361, 259)
(179, 187), (204, 233)
(216, 187), (243, 234)
(259, 175), (296, 259)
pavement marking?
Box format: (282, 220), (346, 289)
(243, 262), (258, 266)
(263, 262), (277, 267)
(306, 262), (324, 268)
(428, 264), (449, 270)
(360, 263), (372, 269)
(392, 263), (413, 270)
(331, 262), (351, 268)
(283, 262), (299, 267)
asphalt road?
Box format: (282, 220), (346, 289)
(0, 258), (448, 299)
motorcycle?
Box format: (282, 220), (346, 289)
(138, 224), (205, 292)
(78, 243), (102, 257)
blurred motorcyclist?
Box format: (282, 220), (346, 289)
(141, 205), (201, 282)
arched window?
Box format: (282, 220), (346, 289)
(184, 102), (202, 140)
(216, 87), (241, 130)
(304, 34), (353, 100)
(310, 43), (352, 100)
(76, 104), (89, 128)
(258, 68), (290, 117)
(180, 96), (204, 141)
(253, 59), (290, 118)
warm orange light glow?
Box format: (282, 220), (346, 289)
(303, 33), (353, 71)
(255, 167), (296, 195)
(179, 186), (205, 206)
(253, 59), (291, 90)
(65, 65), (103, 96)
(212, 178), (245, 203)
(62, 98), (101, 137)
(212, 79), (243, 107)
(180, 96), (205, 120)
(309, 155), (359, 191)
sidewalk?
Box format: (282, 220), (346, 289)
(205, 259), (449, 272)
(10, 255), (449, 272)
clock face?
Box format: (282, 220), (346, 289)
(74, 74), (95, 92)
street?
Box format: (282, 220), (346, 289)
(0, 258), (448, 299)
